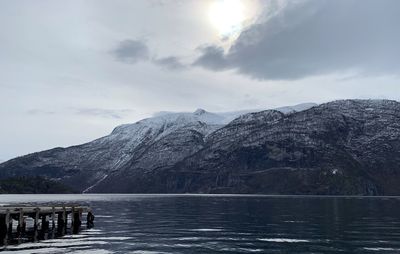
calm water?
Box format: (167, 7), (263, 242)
(1, 194), (400, 253)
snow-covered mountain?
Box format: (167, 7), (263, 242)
(86, 99), (400, 195)
(12, 100), (400, 195)
(0, 103), (316, 193)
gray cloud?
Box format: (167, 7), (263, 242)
(194, 0), (400, 80)
(112, 39), (149, 64)
(193, 46), (229, 71)
(27, 108), (134, 119)
(75, 108), (135, 119)
(153, 56), (187, 70)
(26, 109), (56, 115)
(112, 40), (188, 70)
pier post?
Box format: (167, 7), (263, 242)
(41, 214), (49, 240)
(17, 209), (26, 236)
(72, 208), (82, 233)
(86, 211), (95, 229)
(79, 209), (82, 226)
(34, 208), (40, 230)
(6, 209), (12, 237)
(71, 206), (75, 229)
(57, 212), (63, 235)
(33, 208), (40, 242)
(57, 206), (67, 235)
(63, 206), (66, 224)
(57, 212), (63, 227)
(51, 207), (56, 239)
(1, 210), (10, 245)
(63, 206), (67, 234)
(41, 214), (49, 231)
(4, 210), (9, 244)
(51, 207), (56, 229)
(5, 209), (10, 238)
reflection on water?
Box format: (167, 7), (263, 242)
(1, 194), (400, 253)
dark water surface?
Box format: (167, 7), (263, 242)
(1, 194), (400, 253)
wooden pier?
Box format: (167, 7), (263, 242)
(0, 205), (94, 245)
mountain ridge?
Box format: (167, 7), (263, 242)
(2, 100), (400, 195)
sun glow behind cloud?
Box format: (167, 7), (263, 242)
(208, 0), (258, 40)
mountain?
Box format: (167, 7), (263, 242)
(2, 100), (400, 195)
(0, 103), (314, 193)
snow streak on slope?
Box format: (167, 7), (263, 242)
(82, 174), (108, 193)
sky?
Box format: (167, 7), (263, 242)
(1, 0), (400, 161)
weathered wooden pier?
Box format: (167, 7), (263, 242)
(0, 205), (94, 245)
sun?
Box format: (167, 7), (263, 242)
(208, 0), (246, 37)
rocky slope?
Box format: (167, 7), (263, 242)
(2, 100), (400, 195)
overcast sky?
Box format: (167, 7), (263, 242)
(1, 0), (400, 161)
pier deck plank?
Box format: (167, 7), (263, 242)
(0, 206), (90, 216)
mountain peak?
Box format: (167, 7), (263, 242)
(194, 108), (207, 115)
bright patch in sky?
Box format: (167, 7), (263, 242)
(208, 0), (246, 37)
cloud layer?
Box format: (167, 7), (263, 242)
(153, 56), (187, 70)
(194, 0), (400, 80)
(112, 40), (150, 64)
(27, 108), (135, 119)
(112, 39), (186, 71)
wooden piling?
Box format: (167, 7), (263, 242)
(72, 208), (82, 233)
(2, 209), (11, 245)
(71, 206), (75, 228)
(17, 208), (25, 236)
(41, 215), (49, 231)
(7, 209), (12, 236)
(5, 209), (10, 235)
(62, 206), (66, 224)
(34, 208), (40, 230)
(51, 207), (56, 229)
(63, 206), (67, 234)
(57, 212), (63, 227)
(86, 211), (95, 229)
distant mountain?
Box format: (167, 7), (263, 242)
(3, 100), (400, 195)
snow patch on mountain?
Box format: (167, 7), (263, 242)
(275, 103), (318, 114)
(106, 103), (317, 150)
(149, 103), (317, 128)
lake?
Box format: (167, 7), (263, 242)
(1, 194), (400, 253)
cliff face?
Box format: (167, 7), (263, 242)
(1, 100), (400, 195)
